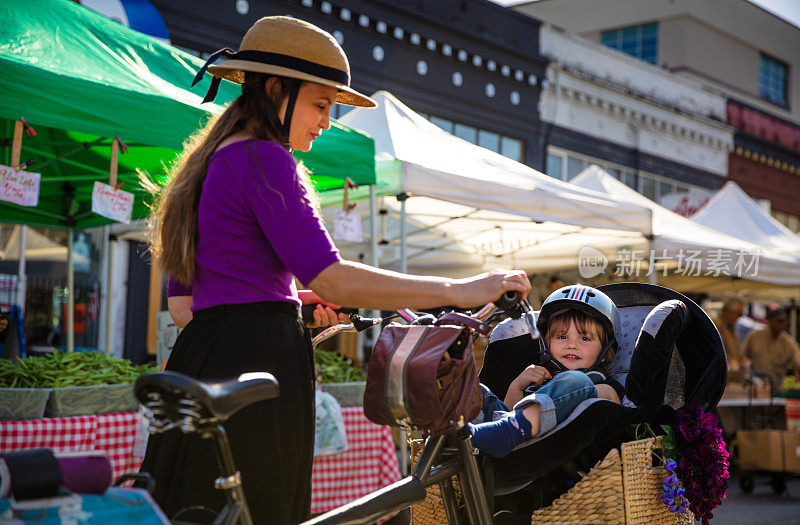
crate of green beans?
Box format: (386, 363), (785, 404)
(0, 351), (159, 418)
(46, 383), (138, 417)
(314, 347), (367, 407)
(0, 387), (51, 420)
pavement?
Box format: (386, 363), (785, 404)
(711, 471), (800, 524)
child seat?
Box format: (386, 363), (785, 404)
(478, 283), (726, 510)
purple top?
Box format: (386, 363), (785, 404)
(167, 277), (191, 298)
(178, 139), (340, 310)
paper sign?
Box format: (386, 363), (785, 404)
(156, 310), (180, 368)
(0, 274), (18, 311)
(333, 209), (363, 243)
(0, 164), (40, 206)
(91, 181), (134, 224)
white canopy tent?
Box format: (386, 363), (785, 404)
(339, 91), (652, 235)
(323, 193), (646, 277)
(0, 225), (89, 264)
(691, 181), (800, 259)
(571, 167), (800, 293)
(334, 91), (652, 282)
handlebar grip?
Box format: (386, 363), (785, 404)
(301, 304), (358, 323)
(493, 291), (522, 317)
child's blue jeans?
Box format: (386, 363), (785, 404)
(478, 370), (598, 437)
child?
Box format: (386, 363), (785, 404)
(469, 284), (623, 458)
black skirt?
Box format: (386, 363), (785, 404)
(139, 301), (315, 524)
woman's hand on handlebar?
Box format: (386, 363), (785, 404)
(298, 290), (349, 328)
(452, 269), (530, 309)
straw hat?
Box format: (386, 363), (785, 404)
(197, 16), (375, 108)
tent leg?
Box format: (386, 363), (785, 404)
(365, 185), (380, 363)
(67, 227), (75, 352)
(648, 237), (658, 285)
(399, 194), (407, 274)
(98, 225), (113, 354)
(397, 192), (408, 475)
(16, 226), (27, 316)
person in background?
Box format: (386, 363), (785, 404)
(0, 310), (8, 346)
(713, 298), (745, 383)
(741, 306), (800, 393)
(546, 275), (565, 294)
(142, 16), (530, 524)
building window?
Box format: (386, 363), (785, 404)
(454, 123), (477, 143)
(546, 152), (563, 180)
(759, 53), (788, 107)
(331, 104), (354, 120)
(601, 23), (658, 65)
(423, 114), (523, 162)
(478, 130), (499, 151)
(544, 147), (705, 203)
(500, 136), (522, 161)
(430, 116), (453, 133)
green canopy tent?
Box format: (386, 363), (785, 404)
(0, 0), (375, 352)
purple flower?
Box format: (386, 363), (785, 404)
(668, 403), (730, 525)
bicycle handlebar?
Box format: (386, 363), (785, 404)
(309, 292), (525, 346)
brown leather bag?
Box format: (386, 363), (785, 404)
(363, 313), (488, 435)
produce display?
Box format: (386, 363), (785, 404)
(782, 376), (800, 393)
(0, 351), (159, 388)
(314, 347), (366, 383)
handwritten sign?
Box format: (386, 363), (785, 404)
(0, 164), (40, 206)
(333, 209), (363, 243)
(92, 181), (134, 224)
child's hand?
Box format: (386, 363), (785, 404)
(513, 364), (552, 390)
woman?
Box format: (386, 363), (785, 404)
(142, 16), (530, 524)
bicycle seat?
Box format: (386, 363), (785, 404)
(135, 370), (280, 421)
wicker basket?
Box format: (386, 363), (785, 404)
(409, 437), (693, 525)
(532, 437), (693, 525)
(620, 438), (693, 525)
(409, 440), (463, 524)
(530, 447), (625, 524)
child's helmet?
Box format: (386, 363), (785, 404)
(536, 284), (620, 374)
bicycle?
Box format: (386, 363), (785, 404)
(134, 292), (524, 525)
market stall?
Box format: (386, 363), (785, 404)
(571, 166), (800, 291)
(329, 91), (653, 279)
(0, 0), (376, 354)
(0, 406), (401, 516)
(0, 350), (401, 515)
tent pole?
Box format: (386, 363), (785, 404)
(398, 193), (408, 274)
(396, 192), (408, 475)
(16, 226), (27, 316)
(105, 235), (115, 356)
(365, 185), (380, 363)
(648, 235), (658, 285)
(98, 225), (111, 354)
(67, 227), (75, 352)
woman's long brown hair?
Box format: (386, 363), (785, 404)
(147, 73), (300, 285)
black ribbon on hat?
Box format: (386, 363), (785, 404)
(192, 48), (350, 103)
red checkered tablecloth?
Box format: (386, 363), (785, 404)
(1, 407), (402, 519)
(0, 412), (139, 480)
(311, 406), (402, 516)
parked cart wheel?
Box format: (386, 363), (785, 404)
(770, 474), (787, 495)
(740, 474), (755, 494)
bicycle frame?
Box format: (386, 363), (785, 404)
(303, 295), (525, 525)
(138, 293), (524, 525)
(303, 431), (492, 525)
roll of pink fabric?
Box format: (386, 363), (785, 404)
(56, 452), (113, 494)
